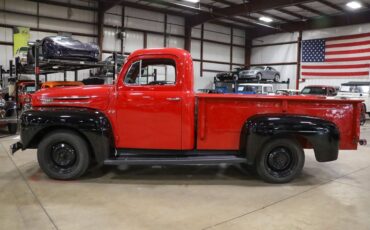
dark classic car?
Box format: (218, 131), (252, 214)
(215, 67), (246, 80)
(28, 36), (100, 64)
(101, 54), (126, 76)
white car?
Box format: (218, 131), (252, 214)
(336, 81), (370, 115)
(14, 46), (29, 65)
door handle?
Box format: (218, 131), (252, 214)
(166, 97), (181, 101)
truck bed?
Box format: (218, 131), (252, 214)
(196, 93), (362, 150)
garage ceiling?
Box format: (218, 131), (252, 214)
(100, 0), (370, 36)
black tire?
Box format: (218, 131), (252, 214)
(7, 123), (18, 134)
(256, 138), (305, 183)
(256, 73), (262, 82)
(37, 130), (90, 180)
(274, 74), (280, 82)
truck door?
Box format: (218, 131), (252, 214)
(116, 57), (183, 150)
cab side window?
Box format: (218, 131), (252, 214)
(124, 59), (176, 86)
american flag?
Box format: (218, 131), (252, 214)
(301, 32), (370, 78)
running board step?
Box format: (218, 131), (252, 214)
(104, 155), (246, 166)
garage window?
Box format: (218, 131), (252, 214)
(124, 59), (176, 86)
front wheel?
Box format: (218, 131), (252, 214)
(37, 130), (90, 180)
(274, 74), (280, 82)
(256, 138), (305, 183)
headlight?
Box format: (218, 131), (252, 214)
(24, 97), (31, 103)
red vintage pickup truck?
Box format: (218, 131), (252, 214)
(11, 48), (365, 183)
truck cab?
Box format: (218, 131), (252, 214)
(11, 48), (365, 183)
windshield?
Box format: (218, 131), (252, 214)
(24, 85), (36, 93)
(19, 47), (28, 52)
(340, 85), (369, 93)
(238, 85), (262, 93)
(301, 87), (327, 95)
(250, 67), (264, 70)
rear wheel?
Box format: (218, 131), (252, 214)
(256, 138), (305, 183)
(7, 123), (18, 134)
(37, 130), (90, 180)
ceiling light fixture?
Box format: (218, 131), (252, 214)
(183, 0), (200, 3)
(346, 1), (362, 9)
(259, 16), (273, 23)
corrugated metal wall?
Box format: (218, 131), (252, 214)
(0, 0), (246, 89)
(252, 23), (370, 90)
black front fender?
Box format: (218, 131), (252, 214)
(20, 107), (114, 164)
(240, 114), (340, 164)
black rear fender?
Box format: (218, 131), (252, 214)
(240, 114), (340, 164)
(20, 107), (114, 164)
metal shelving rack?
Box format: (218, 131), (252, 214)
(214, 77), (291, 93)
(16, 42), (116, 90)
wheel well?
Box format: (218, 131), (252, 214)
(258, 134), (311, 155)
(29, 126), (96, 162)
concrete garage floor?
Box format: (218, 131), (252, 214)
(1, 123), (370, 230)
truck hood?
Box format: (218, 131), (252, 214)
(31, 85), (113, 111)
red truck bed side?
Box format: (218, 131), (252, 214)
(196, 93), (361, 150)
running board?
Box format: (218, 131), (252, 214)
(104, 155), (246, 166)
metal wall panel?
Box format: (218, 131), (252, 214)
(204, 23), (231, 43)
(1, 0), (37, 15)
(203, 42), (230, 62)
(124, 31), (144, 53)
(0, 45), (13, 69)
(103, 27), (121, 52)
(0, 12), (38, 28)
(232, 46), (244, 65)
(0, 27), (12, 42)
(39, 18), (96, 35)
(125, 17), (164, 33)
(104, 13), (122, 27)
(29, 31), (57, 42)
(252, 32), (299, 46)
(251, 43), (297, 64)
(167, 36), (184, 49)
(203, 62), (229, 71)
(303, 22), (370, 40)
(167, 15), (184, 26)
(106, 5), (122, 16)
(191, 26), (201, 38)
(147, 33), (163, 48)
(190, 39), (201, 59)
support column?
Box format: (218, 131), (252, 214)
(184, 19), (191, 52)
(244, 32), (251, 68)
(164, 14), (167, 47)
(230, 26), (234, 71)
(296, 30), (302, 90)
(97, 7), (104, 60)
(200, 24), (204, 77)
